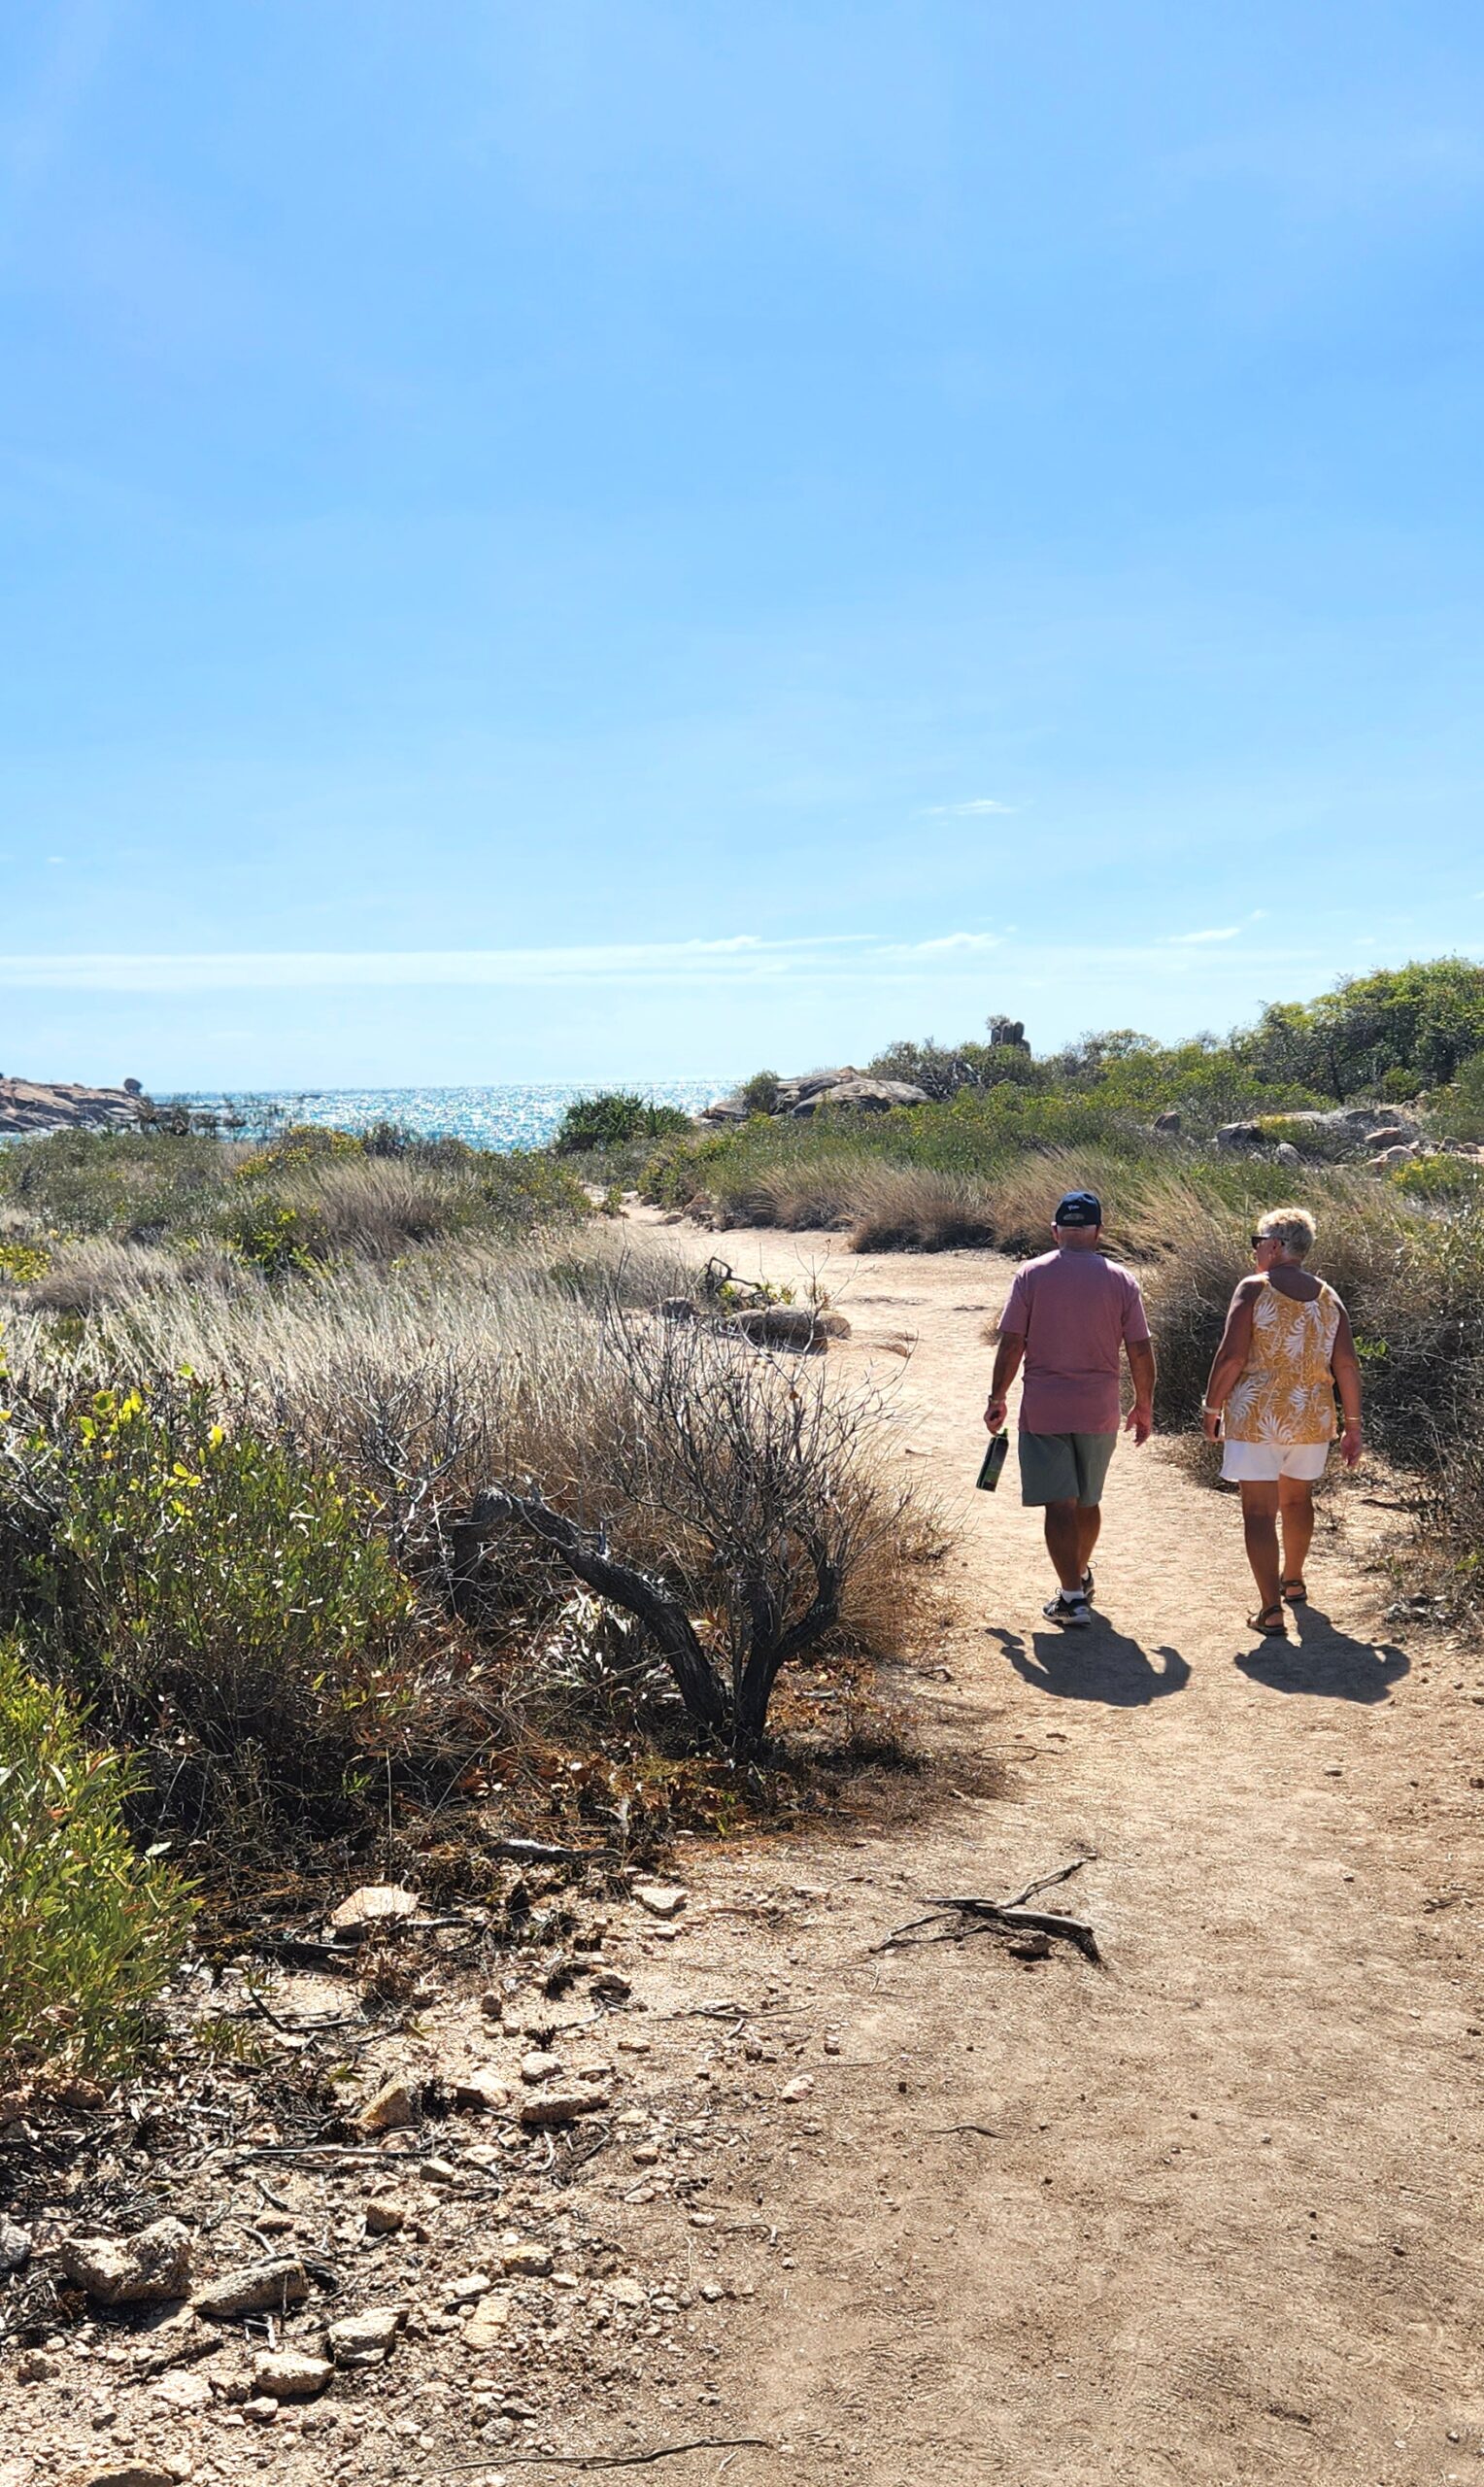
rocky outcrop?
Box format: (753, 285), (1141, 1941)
(0, 1077), (146, 1137)
(1215, 1106), (1425, 1159)
(701, 1068), (928, 1125)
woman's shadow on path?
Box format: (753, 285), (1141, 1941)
(1234, 1604), (1409, 1704)
(987, 1623), (1191, 1707)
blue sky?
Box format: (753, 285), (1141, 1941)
(3, 1), (1483, 1088)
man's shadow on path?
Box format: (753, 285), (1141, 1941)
(1234, 1604), (1409, 1705)
(987, 1623), (1191, 1707)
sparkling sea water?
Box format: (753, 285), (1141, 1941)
(175, 1082), (723, 1151)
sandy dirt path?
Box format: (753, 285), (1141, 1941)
(655, 1221), (1484, 2487)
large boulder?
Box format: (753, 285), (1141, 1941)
(1215, 1122), (1265, 1152)
(700, 1068), (929, 1124)
(788, 1077), (929, 1116)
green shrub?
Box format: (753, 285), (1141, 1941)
(554, 1093), (693, 1153)
(0, 1635), (195, 2081)
(474, 1152), (593, 1228)
(219, 1197), (329, 1278)
(1430, 1052), (1484, 1143)
(0, 1380), (429, 1839)
(739, 1070), (782, 1113)
(1391, 1154), (1484, 1204)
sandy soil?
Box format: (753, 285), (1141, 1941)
(5, 1224), (1481, 2487)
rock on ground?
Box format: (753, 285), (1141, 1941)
(61, 2220), (192, 2306)
(191, 2255), (309, 2320)
(252, 2348), (332, 2400)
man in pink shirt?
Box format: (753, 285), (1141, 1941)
(984, 1190), (1156, 1628)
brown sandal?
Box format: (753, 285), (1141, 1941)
(1281, 1578), (1307, 1605)
(1248, 1602), (1289, 1637)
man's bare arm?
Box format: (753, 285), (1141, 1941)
(984, 1330), (1025, 1432)
(1126, 1338), (1156, 1445)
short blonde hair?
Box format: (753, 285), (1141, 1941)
(1257, 1206), (1316, 1258)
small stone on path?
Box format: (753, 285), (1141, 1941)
(328, 2307), (402, 2366)
(192, 2256), (309, 2320)
(330, 1883), (418, 1931)
(518, 2081), (610, 2125)
(633, 1884), (686, 1919)
(464, 2292), (512, 2350)
(252, 2348), (332, 2400)
(500, 2242), (553, 2277)
(357, 2076), (421, 2132)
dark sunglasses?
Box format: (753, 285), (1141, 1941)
(1250, 1233), (1271, 1249)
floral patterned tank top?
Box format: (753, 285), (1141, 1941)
(1226, 1277), (1341, 1448)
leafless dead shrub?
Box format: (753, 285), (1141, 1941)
(471, 1309), (941, 1755)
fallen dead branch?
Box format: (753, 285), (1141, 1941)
(875, 1856), (1101, 1962)
(430, 2437), (772, 2473)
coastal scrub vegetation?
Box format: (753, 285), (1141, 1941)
(0, 1124), (939, 2081)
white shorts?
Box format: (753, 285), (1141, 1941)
(1221, 1439), (1330, 1483)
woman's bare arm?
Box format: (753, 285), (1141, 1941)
(1201, 1279), (1260, 1438)
(1330, 1306), (1365, 1467)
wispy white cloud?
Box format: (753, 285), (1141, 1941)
(0, 934), (1004, 995)
(1168, 925), (1241, 945)
(0, 928), (1330, 997)
(922, 797), (1016, 817)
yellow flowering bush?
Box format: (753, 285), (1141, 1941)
(1, 1378), (426, 1840)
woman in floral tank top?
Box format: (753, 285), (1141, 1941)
(1202, 1207), (1365, 1638)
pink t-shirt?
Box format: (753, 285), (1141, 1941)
(997, 1248), (1151, 1435)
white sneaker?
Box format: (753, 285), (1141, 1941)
(1043, 1590), (1092, 1629)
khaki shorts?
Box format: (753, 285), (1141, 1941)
(1019, 1430), (1118, 1508)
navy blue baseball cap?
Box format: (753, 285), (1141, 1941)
(1054, 1190), (1102, 1227)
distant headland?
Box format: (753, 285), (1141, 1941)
(0, 1076), (145, 1137)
